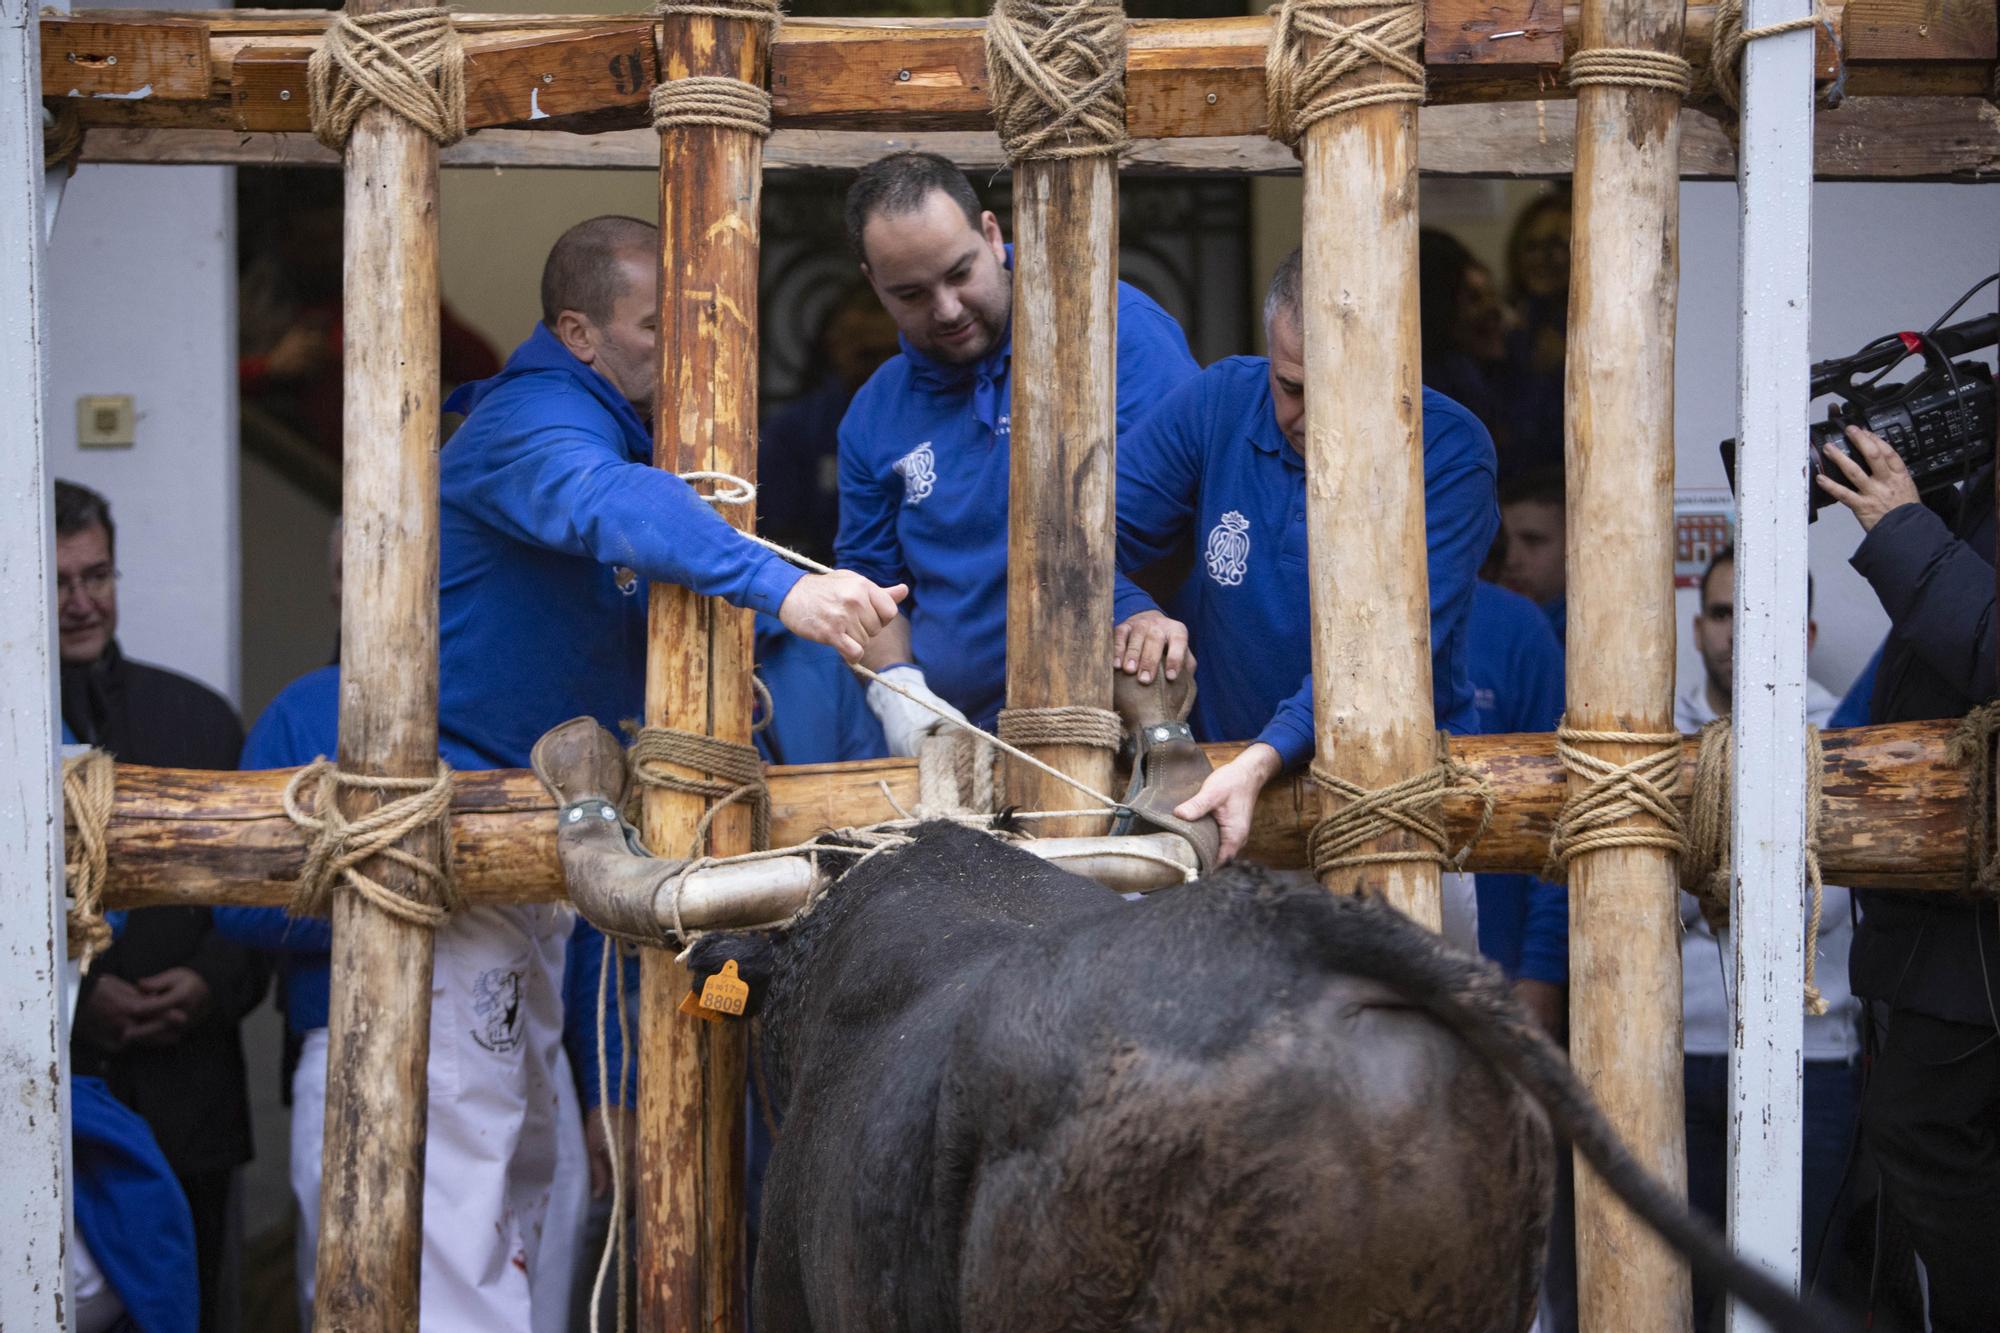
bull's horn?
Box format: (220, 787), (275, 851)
(1112, 670), (1222, 873)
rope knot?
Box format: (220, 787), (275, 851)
(282, 759), (459, 927)
(1705, 0), (1844, 111)
(1265, 0), (1426, 149)
(61, 750), (116, 967)
(1307, 734), (1493, 877)
(628, 727), (771, 855)
(1563, 46), (1695, 97)
(1545, 721), (1687, 879)
(996, 704), (1124, 752)
(650, 75), (774, 137)
(308, 6), (467, 152)
(986, 0), (1130, 162)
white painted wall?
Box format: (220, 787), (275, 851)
(1674, 180), (2000, 705)
(43, 163), (240, 708)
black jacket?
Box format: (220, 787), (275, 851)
(63, 642), (268, 1177)
(1849, 467), (2000, 1026)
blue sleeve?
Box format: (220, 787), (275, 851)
(834, 387), (911, 591)
(564, 919), (639, 1110)
(1516, 878), (1569, 984)
(1112, 373), (1209, 625)
(460, 391), (802, 617)
(212, 907), (331, 953)
(1112, 298), (1201, 438)
(1255, 423), (1499, 771)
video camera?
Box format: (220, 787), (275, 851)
(1721, 275), (1999, 521)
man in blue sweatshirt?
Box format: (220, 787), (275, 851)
(835, 153), (1200, 749)
(1111, 248), (1499, 861)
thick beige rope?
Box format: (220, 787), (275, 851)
(656, 0), (781, 26)
(61, 750), (116, 966)
(1306, 735), (1495, 877)
(1947, 700), (2000, 892)
(985, 0), (1130, 162)
(282, 759), (460, 927)
(1563, 47), (1695, 96)
(917, 731), (997, 817)
(1265, 0), (1426, 149)
(650, 75), (773, 137)
(1545, 721), (1687, 878)
(307, 6), (466, 152)
(996, 705), (1125, 751)
(627, 726), (771, 855)
(1681, 719), (1830, 1015)
(1707, 0), (1832, 110)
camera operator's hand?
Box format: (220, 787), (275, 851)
(1816, 425), (1922, 532)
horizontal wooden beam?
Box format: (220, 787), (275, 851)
(44, 6), (1997, 137)
(89, 720), (1973, 913)
(76, 96), (2000, 180)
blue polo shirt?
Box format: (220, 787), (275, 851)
(1113, 357), (1498, 767)
(1465, 579), (1568, 984)
(836, 264), (1199, 729)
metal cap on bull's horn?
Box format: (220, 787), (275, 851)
(1112, 669), (1222, 874)
(532, 716), (690, 945)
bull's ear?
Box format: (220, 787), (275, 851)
(681, 931), (782, 1018)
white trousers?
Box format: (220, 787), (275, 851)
(292, 905), (589, 1333)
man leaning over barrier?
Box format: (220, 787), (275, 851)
(1111, 247), (1499, 865)
(834, 151), (1200, 751)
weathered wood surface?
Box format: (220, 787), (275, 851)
(40, 4), (1998, 134)
(91, 722), (1976, 908)
(76, 94), (2000, 179)
(1564, 0), (1693, 1314)
(637, 9), (762, 1331)
(1003, 154), (1119, 833)
(312, 0), (444, 1323)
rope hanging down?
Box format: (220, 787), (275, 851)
(282, 760), (460, 927)
(985, 0), (1130, 162)
(1544, 721), (1687, 878)
(1265, 0), (1426, 149)
(651, 0), (781, 137)
(62, 750), (116, 966)
(1706, 0), (1843, 110)
(1307, 735), (1495, 877)
(1563, 47), (1695, 96)
(1680, 719), (1831, 1016)
(307, 6), (466, 152)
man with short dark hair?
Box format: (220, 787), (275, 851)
(1494, 467), (1566, 643)
(1110, 248), (1498, 864)
(56, 479), (266, 1333)
(835, 152), (1200, 749)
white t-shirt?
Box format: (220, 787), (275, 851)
(1674, 678), (1860, 1062)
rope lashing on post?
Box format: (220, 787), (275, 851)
(1947, 699), (2000, 892)
(1680, 719), (1831, 1016)
(1706, 0), (1845, 110)
(1306, 735), (1496, 877)
(43, 102), (84, 173)
(1563, 47), (1695, 97)
(985, 0), (1130, 161)
(998, 705), (1125, 756)
(628, 727), (771, 855)
(650, 0), (781, 137)
(1544, 721), (1687, 878)
(307, 6), (467, 152)
(1264, 0), (1426, 149)
(61, 750), (116, 966)
(281, 759), (460, 927)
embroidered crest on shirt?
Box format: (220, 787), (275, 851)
(612, 565), (638, 596)
(470, 966), (525, 1053)
(1204, 511), (1251, 587)
(893, 442), (937, 506)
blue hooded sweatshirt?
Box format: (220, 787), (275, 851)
(836, 263), (1199, 730)
(74, 1074), (200, 1333)
(436, 322), (806, 771)
(1113, 357), (1498, 767)
(1465, 579), (1569, 984)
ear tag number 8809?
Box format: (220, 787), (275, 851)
(695, 959), (750, 1018)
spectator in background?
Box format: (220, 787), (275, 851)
(1418, 228), (1511, 460)
(1493, 467), (1567, 643)
(1675, 547), (1860, 1329)
(56, 480), (266, 1333)
(1500, 188), (1571, 476)
(759, 286), (902, 569)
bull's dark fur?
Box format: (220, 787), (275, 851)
(687, 822), (1840, 1333)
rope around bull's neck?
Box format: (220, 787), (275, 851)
(685, 471), (1129, 814)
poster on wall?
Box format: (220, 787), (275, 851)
(1674, 488), (1734, 588)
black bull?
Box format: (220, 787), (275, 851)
(685, 822), (1842, 1332)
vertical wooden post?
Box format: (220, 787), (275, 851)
(1002, 153), (1119, 832)
(1294, 18), (1441, 930)
(0, 0), (75, 1321)
(1564, 0), (1693, 1325)
(1726, 0), (1815, 1318)
(313, 0), (444, 1325)
(636, 10), (764, 1330)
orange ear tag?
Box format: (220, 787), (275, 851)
(694, 959), (750, 1019)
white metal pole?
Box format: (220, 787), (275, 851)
(1727, 0), (1816, 1325)
(0, 0), (75, 1327)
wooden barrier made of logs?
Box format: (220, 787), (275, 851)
(88, 720), (1973, 912)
